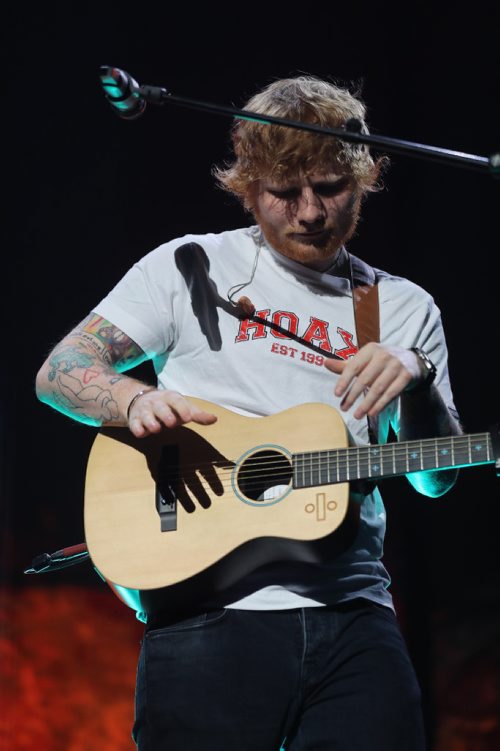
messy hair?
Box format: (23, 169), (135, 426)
(214, 76), (386, 207)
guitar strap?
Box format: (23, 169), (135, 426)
(349, 253), (380, 445)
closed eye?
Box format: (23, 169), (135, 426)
(268, 188), (301, 200)
(267, 178), (350, 201)
(313, 178), (350, 197)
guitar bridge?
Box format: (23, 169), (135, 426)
(155, 446), (178, 532)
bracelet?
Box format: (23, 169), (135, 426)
(126, 388), (155, 420)
(408, 348), (437, 392)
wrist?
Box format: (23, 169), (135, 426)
(126, 387), (156, 420)
(406, 348), (437, 393)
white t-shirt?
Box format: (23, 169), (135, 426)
(94, 226), (457, 611)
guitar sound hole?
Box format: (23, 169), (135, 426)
(237, 450), (292, 502)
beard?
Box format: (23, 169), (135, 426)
(254, 193), (362, 267)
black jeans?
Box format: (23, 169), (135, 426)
(133, 600), (425, 750)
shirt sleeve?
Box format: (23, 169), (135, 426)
(92, 242), (181, 359)
(379, 276), (459, 437)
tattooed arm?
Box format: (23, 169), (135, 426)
(35, 312), (217, 436)
(35, 313), (149, 427)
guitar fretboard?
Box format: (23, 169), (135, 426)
(293, 433), (492, 488)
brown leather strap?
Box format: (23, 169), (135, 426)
(352, 283), (380, 349)
(350, 256), (380, 446)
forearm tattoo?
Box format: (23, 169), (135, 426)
(45, 314), (146, 425)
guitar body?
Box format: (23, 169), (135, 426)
(84, 399), (358, 614)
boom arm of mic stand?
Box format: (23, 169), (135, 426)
(139, 84), (498, 178)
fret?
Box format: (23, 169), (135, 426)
(406, 441), (423, 473)
(436, 438), (451, 469)
(318, 451), (328, 485)
(348, 447), (358, 482)
(309, 451), (315, 487)
(309, 451), (315, 486)
(293, 432), (493, 489)
(337, 448), (349, 483)
(359, 446), (370, 480)
(453, 437), (469, 468)
(422, 440), (437, 470)
(470, 434), (491, 465)
(293, 454), (298, 487)
(369, 445), (383, 479)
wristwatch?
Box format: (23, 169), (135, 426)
(408, 347), (437, 392)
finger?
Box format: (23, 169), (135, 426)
(323, 357), (346, 375)
(364, 375), (410, 418)
(128, 410), (163, 437)
(190, 406), (218, 425)
(354, 371), (410, 419)
(167, 392), (199, 423)
(128, 393), (180, 434)
(333, 350), (374, 396)
(335, 361), (393, 412)
(154, 400), (187, 428)
(166, 393), (218, 426)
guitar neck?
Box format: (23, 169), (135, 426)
(293, 432), (493, 488)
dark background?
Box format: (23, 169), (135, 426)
(3, 4), (500, 749)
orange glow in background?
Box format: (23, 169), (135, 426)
(1, 586), (142, 751)
(1, 584), (499, 750)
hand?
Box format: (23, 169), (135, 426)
(324, 343), (422, 419)
(127, 389), (217, 438)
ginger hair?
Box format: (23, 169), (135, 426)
(214, 76), (386, 209)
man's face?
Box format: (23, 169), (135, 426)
(251, 172), (362, 267)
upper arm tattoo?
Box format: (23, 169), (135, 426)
(73, 313), (147, 370)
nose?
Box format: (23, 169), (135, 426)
(296, 187), (325, 224)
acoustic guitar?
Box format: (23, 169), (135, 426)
(84, 398), (497, 617)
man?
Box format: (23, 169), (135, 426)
(36, 76), (461, 750)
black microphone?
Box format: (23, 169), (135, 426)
(99, 65), (147, 120)
(99, 66), (169, 120)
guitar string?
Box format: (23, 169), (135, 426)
(154, 433), (488, 476)
(156, 434), (488, 480)
(154, 434), (489, 492)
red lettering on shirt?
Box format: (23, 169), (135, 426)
(235, 309), (271, 342)
(301, 316), (333, 353)
(270, 311), (299, 339)
(334, 327), (358, 360)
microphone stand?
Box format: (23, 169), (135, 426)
(110, 70), (499, 178)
